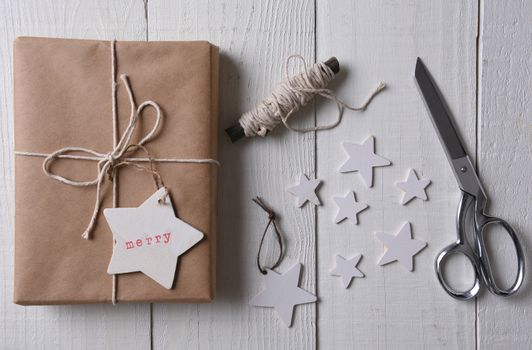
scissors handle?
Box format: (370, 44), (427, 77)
(475, 214), (525, 297)
(435, 241), (481, 300)
(435, 192), (526, 300)
(435, 193), (481, 300)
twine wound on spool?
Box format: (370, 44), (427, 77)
(225, 55), (386, 143)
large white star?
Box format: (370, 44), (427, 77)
(375, 222), (427, 271)
(339, 136), (391, 187)
(330, 254), (365, 288)
(103, 187), (204, 289)
(333, 191), (368, 225)
(287, 173), (321, 207)
(249, 263), (317, 327)
(395, 168), (431, 205)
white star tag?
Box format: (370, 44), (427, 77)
(395, 168), (431, 205)
(249, 263), (317, 327)
(333, 191), (368, 225)
(375, 222), (427, 271)
(287, 173), (322, 207)
(104, 187), (204, 289)
(339, 136), (391, 187)
(330, 254), (365, 288)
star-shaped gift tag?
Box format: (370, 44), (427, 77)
(339, 136), (391, 187)
(395, 168), (431, 205)
(287, 173), (322, 207)
(330, 254), (365, 288)
(249, 263), (317, 327)
(375, 222), (427, 271)
(104, 187), (204, 289)
(333, 191), (368, 225)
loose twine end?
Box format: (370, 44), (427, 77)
(81, 231), (90, 240)
(356, 81), (386, 112)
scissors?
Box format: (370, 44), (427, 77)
(415, 58), (525, 300)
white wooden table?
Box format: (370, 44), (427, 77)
(1, 1), (530, 349)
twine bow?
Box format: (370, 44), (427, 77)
(42, 74), (164, 239)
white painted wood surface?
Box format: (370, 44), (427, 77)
(478, 0), (532, 348)
(315, 1), (478, 348)
(0, 0), (530, 349)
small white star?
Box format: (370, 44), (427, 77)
(396, 169), (431, 205)
(249, 263), (317, 327)
(287, 173), (321, 207)
(339, 136), (391, 187)
(330, 254), (365, 288)
(376, 222), (427, 272)
(333, 191), (368, 225)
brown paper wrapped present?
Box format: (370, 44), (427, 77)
(13, 37), (219, 305)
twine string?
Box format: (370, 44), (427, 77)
(252, 197), (284, 275)
(41, 74), (164, 240)
(239, 54), (386, 137)
(110, 40), (119, 305)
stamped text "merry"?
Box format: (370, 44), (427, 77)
(125, 232), (171, 250)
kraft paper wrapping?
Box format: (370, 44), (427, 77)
(13, 37), (219, 305)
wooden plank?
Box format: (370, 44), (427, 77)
(477, 0), (532, 348)
(148, 1), (317, 349)
(315, 1), (478, 348)
(0, 1), (151, 349)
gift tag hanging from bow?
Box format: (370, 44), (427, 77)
(104, 187), (204, 289)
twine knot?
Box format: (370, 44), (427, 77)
(42, 74), (163, 240)
(105, 152), (118, 167)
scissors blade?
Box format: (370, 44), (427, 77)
(415, 58), (466, 159)
(415, 58), (485, 199)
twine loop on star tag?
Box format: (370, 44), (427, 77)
(252, 197), (284, 275)
(238, 54), (386, 137)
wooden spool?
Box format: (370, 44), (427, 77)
(225, 57), (340, 143)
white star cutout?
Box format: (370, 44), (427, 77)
(330, 254), (365, 288)
(396, 169), (431, 205)
(249, 263), (317, 327)
(104, 187), (204, 289)
(333, 191), (368, 225)
(376, 222), (427, 272)
(339, 136), (391, 187)
(287, 173), (321, 207)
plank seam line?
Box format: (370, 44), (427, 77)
(475, 0), (484, 348)
(313, 0), (319, 349)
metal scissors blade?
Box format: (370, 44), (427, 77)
(415, 58), (466, 159)
(415, 58), (484, 198)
